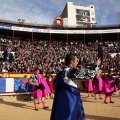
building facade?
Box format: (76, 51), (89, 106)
(60, 2), (96, 27)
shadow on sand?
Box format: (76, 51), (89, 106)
(0, 98), (52, 111)
(86, 114), (120, 120)
(0, 98), (34, 110)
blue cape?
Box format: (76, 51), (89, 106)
(50, 72), (86, 120)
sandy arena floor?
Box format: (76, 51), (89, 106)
(0, 92), (120, 120)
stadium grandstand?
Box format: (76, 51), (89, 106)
(0, 18), (120, 73)
(0, 18), (120, 93)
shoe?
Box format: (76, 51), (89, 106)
(95, 98), (97, 100)
(35, 108), (39, 111)
(104, 101), (108, 104)
(44, 106), (49, 109)
(37, 102), (40, 104)
(99, 98), (103, 99)
(110, 101), (114, 103)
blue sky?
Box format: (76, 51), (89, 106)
(0, 0), (120, 25)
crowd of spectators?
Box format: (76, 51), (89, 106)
(0, 37), (120, 75)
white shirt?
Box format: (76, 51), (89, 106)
(63, 67), (78, 88)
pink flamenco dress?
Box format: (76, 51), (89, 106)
(85, 79), (94, 97)
(93, 76), (103, 94)
(102, 75), (118, 95)
(33, 74), (51, 99)
(102, 74), (118, 104)
(33, 74), (50, 109)
(42, 77), (51, 97)
(93, 76), (104, 99)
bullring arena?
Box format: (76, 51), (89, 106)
(0, 18), (120, 120)
(0, 92), (120, 120)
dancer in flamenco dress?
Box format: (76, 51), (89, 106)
(46, 75), (54, 98)
(85, 79), (94, 97)
(102, 70), (118, 104)
(42, 75), (51, 99)
(93, 70), (103, 100)
(29, 69), (49, 111)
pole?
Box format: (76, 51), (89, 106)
(118, 32), (119, 42)
(32, 32), (33, 44)
(13, 30), (14, 40)
(84, 33), (85, 44)
(50, 32), (51, 42)
(67, 32), (68, 43)
(118, 32), (120, 53)
(100, 33), (102, 42)
(100, 29), (102, 42)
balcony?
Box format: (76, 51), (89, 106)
(76, 16), (90, 23)
(76, 9), (90, 17)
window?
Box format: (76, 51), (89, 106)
(76, 9), (84, 15)
(92, 18), (95, 21)
(76, 9), (79, 14)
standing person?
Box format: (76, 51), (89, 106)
(50, 53), (101, 120)
(46, 75), (54, 98)
(93, 70), (103, 100)
(102, 70), (118, 104)
(2, 48), (8, 62)
(8, 52), (13, 63)
(42, 75), (51, 99)
(85, 79), (94, 97)
(29, 69), (49, 111)
(98, 44), (103, 67)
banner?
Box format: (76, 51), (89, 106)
(0, 24), (120, 34)
(12, 26), (32, 32)
(0, 73), (32, 78)
(0, 24), (12, 30)
(0, 78), (32, 93)
(0, 78), (14, 92)
(14, 78), (32, 92)
(0, 73), (56, 78)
